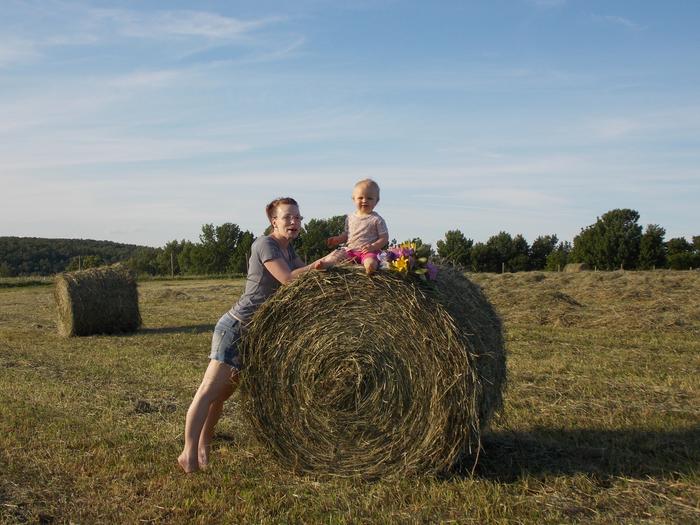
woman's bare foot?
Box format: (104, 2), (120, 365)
(178, 452), (199, 473)
(198, 444), (210, 470)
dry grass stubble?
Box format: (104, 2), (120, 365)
(0, 271), (698, 523)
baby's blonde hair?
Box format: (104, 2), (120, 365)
(354, 178), (380, 199)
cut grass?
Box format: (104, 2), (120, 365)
(1, 272), (698, 524)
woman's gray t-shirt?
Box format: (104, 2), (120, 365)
(229, 236), (300, 324)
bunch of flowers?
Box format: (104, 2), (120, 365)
(380, 242), (438, 281)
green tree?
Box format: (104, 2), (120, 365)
(125, 248), (160, 275)
(666, 237), (696, 270)
(66, 254), (104, 271)
(510, 234), (530, 272)
(571, 209), (642, 270)
(229, 231), (255, 274)
(668, 252), (696, 270)
(545, 241), (572, 271)
(436, 230), (473, 267)
(666, 237), (693, 257)
(296, 216), (346, 262)
(530, 235), (558, 270)
(177, 241), (201, 275)
(0, 262), (14, 277)
(470, 242), (498, 272)
(474, 231), (528, 272)
(638, 225), (667, 270)
(156, 240), (187, 276)
(198, 223), (242, 274)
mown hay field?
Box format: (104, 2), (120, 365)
(1, 270), (698, 524)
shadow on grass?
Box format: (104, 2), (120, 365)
(463, 426), (700, 481)
(137, 324), (215, 335)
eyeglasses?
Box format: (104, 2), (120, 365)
(275, 214), (304, 223)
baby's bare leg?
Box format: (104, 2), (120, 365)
(364, 257), (378, 274)
(320, 249), (349, 268)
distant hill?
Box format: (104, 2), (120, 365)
(0, 236), (150, 276)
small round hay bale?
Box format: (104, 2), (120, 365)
(241, 266), (505, 478)
(564, 262), (589, 273)
(54, 264), (141, 337)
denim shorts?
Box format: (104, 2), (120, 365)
(209, 312), (243, 370)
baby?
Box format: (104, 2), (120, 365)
(324, 179), (389, 274)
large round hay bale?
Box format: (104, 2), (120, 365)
(54, 265), (141, 337)
(241, 266), (505, 478)
(564, 262), (589, 273)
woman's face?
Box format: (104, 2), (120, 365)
(271, 203), (303, 240)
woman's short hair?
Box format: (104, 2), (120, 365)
(265, 197), (298, 222)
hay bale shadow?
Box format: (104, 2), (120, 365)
(461, 426), (700, 482)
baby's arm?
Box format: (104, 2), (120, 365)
(359, 233), (389, 253)
(327, 215), (349, 247)
(326, 232), (348, 247)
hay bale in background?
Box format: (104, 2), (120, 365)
(54, 265), (141, 337)
(241, 266), (505, 478)
(564, 262), (589, 273)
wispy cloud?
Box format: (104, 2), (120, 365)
(456, 187), (567, 209)
(88, 8), (285, 41)
(588, 117), (641, 139)
(594, 14), (645, 31)
(586, 106), (700, 141)
(0, 133), (251, 171)
(1, 4), (295, 69)
(0, 37), (39, 67)
(105, 69), (185, 89)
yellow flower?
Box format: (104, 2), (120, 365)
(400, 242), (416, 251)
(393, 256), (409, 273)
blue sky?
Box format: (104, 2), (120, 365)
(2, 0), (698, 248)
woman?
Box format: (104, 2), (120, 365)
(178, 197), (324, 473)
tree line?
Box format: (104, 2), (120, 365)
(436, 209), (699, 272)
(127, 216), (349, 276)
(1, 208), (697, 277)
(0, 237), (144, 277)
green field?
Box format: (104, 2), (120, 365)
(1, 271), (698, 524)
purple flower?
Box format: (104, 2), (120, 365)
(426, 262), (438, 281)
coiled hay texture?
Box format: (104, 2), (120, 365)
(241, 266), (505, 478)
(54, 265), (141, 337)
